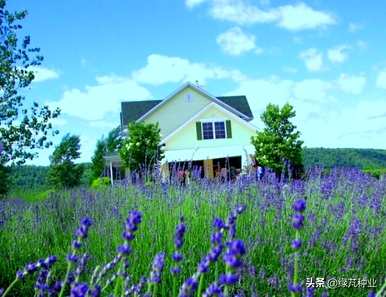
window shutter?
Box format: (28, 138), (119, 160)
(226, 120), (232, 138)
(196, 122), (202, 140)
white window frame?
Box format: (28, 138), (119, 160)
(201, 119), (227, 140)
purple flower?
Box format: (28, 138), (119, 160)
(219, 273), (240, 285)
(174, 217), (186, 249)
(292, 199), (306, 212)
(67, 253), (78, 263)
(70, 282), (88, 297)
(117, 243), (131, 255)
(203, 283), (223, 297)
(288, 283), (302, 293)
(213, 218), (225, 230)
(172, 251), (183, 262)
(292, 213), (304, 229)
(149, 252), (166, 284)
(291, 239), (302, 250)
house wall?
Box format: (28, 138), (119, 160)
(164, 104), (256, 151)
(143, 86), (211, 138)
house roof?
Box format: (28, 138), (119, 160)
(121, 91), (254, 128)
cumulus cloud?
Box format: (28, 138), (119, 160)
(327, 45), (350, 64)
(336, 74), (366, 95)
(29, 66), (59, 82)
(216, 27), (261, 56)
(132, 54), (247, 86)
(227, 76), (386, 148)
(189, 0), (336, 31)
(299, 48), (323, 72)
(376, 69), (386, 89)
(50, 76), (152, 121)
(275, 3), (336, 31)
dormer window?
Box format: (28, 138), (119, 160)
(201, 121), (226, 139)
(202, 122), (214, 139)
(196, 120), (232, 140)
(214, 121), (226, 139)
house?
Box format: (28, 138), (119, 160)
(104, 82), (257, 183)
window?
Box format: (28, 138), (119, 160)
(214, 121), (226, 139)
(202, 122), (214, 139)
(201, 121), (226, 139)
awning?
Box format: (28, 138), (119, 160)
(163, 145), (255, 163)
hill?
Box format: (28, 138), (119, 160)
(303, 148), (386, 169)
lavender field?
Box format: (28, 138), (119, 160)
(0, 168), (385, 297)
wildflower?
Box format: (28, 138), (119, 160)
(292, 199), (306, 212)
(70, 282), (88, 297)
(219, 273), (240, 285)
(171, 217), (186, 276)
(291, 239), (302, 250)
(292, 213), (304, 230)
(149, 252), (166, 284)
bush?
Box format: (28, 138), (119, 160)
(91, 177), (111, 189)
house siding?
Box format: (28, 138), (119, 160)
(164, 105), (256, 151)
(143, 86), (211, 138)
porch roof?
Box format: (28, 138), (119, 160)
(163, 145), (255, 163)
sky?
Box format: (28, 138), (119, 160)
(7, 0), (386, 165)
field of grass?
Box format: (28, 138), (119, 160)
(0, 168), (385, 297)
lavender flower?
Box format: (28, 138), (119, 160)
(171, 217), (186, 276)
(149, 252), (166, 284)
(70, 282), (88, 297)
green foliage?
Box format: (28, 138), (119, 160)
(120, 122), (164, 172)
(8, 165), (48, 189)
(363, 167), (386, 179)
(48, 134), (84, 189)
(251, 103), (304, 177)
(91, 177), (111, 189)
(0, 165), (10, 198)
(91, 127), (122, 181)
(303, 147), (386, 169)
(0, 0), (60, 166)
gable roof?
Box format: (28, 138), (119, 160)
(120, 83), (254, 128)
(216, 95), (253, 119)
(120, 100), (161, 127)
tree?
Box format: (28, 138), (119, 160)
(90, 127), (122, 182)
(251, 103), (304, 179)
(120, 122), (164, 175)
(0, 1), (60, 194)
(48, 134), (84, 189)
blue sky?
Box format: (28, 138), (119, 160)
(8, 0), (386, 165)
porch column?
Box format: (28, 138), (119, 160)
(109, 161), (114, 186)
(203, 159), (214, 179)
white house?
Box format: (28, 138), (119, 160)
(105, 82), (257, 183)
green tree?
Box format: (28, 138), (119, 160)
(251, 103), (304, 178)
(120, 122), (163, 175)
(48, 134), (84, 189)
(0, 1), (60, 194)
(90, 127), (122, 182)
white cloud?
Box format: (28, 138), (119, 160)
(228, 76), (386, 148)
(50, 76), (152, 121)
(299, 48), (323, 72)
(336, 74), (366, 95)
(29, 66), (59, 82)
(276, 3), (336, 31)
(132, 54), (247, 86)
(376, 69), (386, 90)
(327, 45), (350, 64)
(185, 0), (208, 8)
(202, 0), (336, 31)
(210, 0), (278, 25)
(216, 27), (260, 56)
